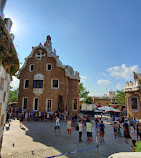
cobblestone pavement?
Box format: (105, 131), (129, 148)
(2, 118), (136, 158)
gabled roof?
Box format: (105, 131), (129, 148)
(18, 41), (80, 81)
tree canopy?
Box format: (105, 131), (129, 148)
(9, 88), (18, 103)
(85, 96), (93, 104)
(116, 90), (125, 105)
(79, 83), (89, 99)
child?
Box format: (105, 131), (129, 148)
(67, 118), (72, 136)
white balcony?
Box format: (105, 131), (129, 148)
(33, 88), (43, 95)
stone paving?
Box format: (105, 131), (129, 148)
(1, 118), (136, 158)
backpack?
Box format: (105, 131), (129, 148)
(76, 124), (79, 131)
(100, 124), (104, 132)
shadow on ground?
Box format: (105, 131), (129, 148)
(22, 121), (131, 158)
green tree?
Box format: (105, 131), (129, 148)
(116, 90), (125, 104)
(9, 88), (18, 103)
(85, 96), (92, 104)
(79, 83), (89, 99)
(134, 141), (141, 152)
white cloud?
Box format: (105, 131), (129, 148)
(80, 76), (87, 82)
(116, 83), (123, 90)
(10, 76), (20, 90)
(107, 64), (140, 79)
(97, 79), (110, 85)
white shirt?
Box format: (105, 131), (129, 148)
(39, 112), (41, 116)
(56, 118), (60, 126)
(79, 123), (83, 132)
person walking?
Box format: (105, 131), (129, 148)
(19, 114), (24, 128)
(113, 121), (118, 140)
(95, 117), (99, 135)
(99, 121), (105, 143)
(86, 119), (92, 142)
(79, 120), (83, 142)
(6, 112), (10, 127)
(25, 112), (28, 121)
(67, 118), (72, 136)
(54, 116), (61, 134)
(132, 118), (136, 133)
(118, 123), (122, 137)
(123, 123), (131, 144)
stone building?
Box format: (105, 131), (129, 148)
(18, 36), (80, 115)
(0, 0), (19, 154)
(92, 92), (117, 107)
(125, 72), (141, 119)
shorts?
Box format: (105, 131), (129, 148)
(55, 126), (60, 129)
(87, 132), (92, 137)
(114, 129), (117, 133)
(100, 131), (104, 136)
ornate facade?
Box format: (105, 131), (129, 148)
(0, 0), (19, 154)
(125, 72), (141, 119)
(18, 36), (80, 114)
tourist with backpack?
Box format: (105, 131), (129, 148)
(99, 120), (105, 143)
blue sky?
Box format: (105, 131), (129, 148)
(4, 0), (141, 96)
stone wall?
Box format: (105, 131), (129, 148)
(0, 65), (10, 150)
(125, 91), (141, 119)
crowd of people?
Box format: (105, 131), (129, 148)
(5, 108), (141, 151)
(54, 113), (141, 149)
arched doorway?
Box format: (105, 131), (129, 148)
(58, 95), (64, 112)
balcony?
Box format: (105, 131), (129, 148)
(33, 88), (43, 95)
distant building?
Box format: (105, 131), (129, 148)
(125, 72), (141, 119)
(92, 92), (117, 107)
(18, 36), (80, 115)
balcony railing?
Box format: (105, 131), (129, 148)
(33, 88), (43, 95)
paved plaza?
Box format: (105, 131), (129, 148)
(2, 118), (136, 158)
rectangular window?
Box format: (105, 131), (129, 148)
(131, 98), (137, 109)
(46, 99), (52, 112)
(52, 79), (59, 88)
(73, 99), (77, 111)
(0, 77), (4, 90)
(34, 98), (38, 111)
(33, 80), (43, 88)
(23, 98), (27, 110)
(24, 80), (29, 89)
(47, 64), (52, 71)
